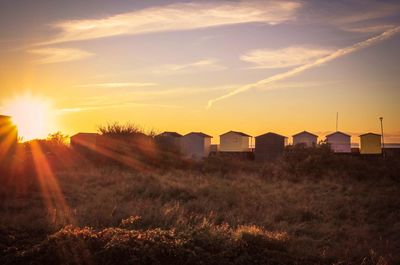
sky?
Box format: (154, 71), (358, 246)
(0, 0), (399, 143)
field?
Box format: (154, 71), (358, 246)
(1, 143), (400, 265)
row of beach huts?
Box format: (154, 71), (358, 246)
(70, 130), (387, 161)
(0, 115), (393, 162)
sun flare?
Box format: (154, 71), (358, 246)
(4, 95), (55, 141)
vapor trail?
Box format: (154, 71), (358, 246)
(207, 26), (400, 108)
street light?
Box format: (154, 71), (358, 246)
(379, 117), (385, 157)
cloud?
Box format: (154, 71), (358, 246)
(58, 102), (182, 114)
(322, 1), (400, 33)
(153, 58), (226, 75)
(39, 1), (301, 44)
(29, 47), (94, 64)
(207, 26), (400, 108)
(78, 85), (234, 103)
(58, 84), (235, 113)
(341, 24), (396, 33)
(334, 5), (400, 25)
(73, 82), (157, 88)
(292, 1), (399, 34)
(58, 84), (234, 114)
(58, 108), (83, 113)
(240, 46), (332, 69)
(256, 80), (342, 91)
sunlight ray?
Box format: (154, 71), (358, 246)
(30, 141), (75, 225)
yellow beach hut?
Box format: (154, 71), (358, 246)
(359, 133), (381, 154)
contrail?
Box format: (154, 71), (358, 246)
(207, 26), (400, 108)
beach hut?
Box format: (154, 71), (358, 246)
(156, 131), (182, 140)
(181, 132), (212, 159)
(155, 132), (182, 149)
(219, 131), (251, 152)
(292, 131), (318, 147)
(255, 132), (287, 161)
(359, 133), (381, 154)
(325, 131), (351, 153)
(94, 132), (156, 166)
(155, 131), (183, 157)
(0, 115), (18, 159)
(97, 132), (155, 156)
(70, 132), (99, 152)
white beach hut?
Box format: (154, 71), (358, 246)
(219, 131), (251, 152)
(181, 132), (212, 159)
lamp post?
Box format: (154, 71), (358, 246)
(336, 112), (338, 131)
(379, 117), (385, 157)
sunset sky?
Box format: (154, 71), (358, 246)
(0, 0), (399, 142)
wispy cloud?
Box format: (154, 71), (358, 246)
(58, 84), (234, 114)
(341, 24), (396, 33)
(334, 4), (400, 25)
(207, 26), (400, 108)
(240, 46), (332, 69)
(323, 1), (400, 33)
(58, 102), (182, 114)
(257, 80), (342, 91)
(29, 47), (94, 64)
(77, 85), (234, 104)
(39, 1), (301, 44)
(58, 108), (83, 113)
(73, 82), (157, 88)
(153, 58), (226, 75)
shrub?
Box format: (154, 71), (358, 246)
(98, 122), (148, 136)
(4, 224), (324, 265)
(47, 132), (69, 147)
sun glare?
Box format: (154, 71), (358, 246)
(4, 95), (55, 141)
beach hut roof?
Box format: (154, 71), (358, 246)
(292, 130), (318, 137)
(220, 130), (251, 137)
(359, 132), (381, 137)
(185, 132), (213, 138)
(158, 131), (182, 137)
(326, 131), (351, 138)
(71, 132), (99, 137)
(256, 132), (287, 139)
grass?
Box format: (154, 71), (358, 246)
(0, 144), (399, 264)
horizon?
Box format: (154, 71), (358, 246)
(9, 124), (400, 146)
(1, 0), (400, 143)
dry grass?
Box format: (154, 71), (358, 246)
(0, 148), (400, 264)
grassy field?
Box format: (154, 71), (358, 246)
(1, 145), (400, 265)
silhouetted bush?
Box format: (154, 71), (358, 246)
(98, 122), (145, 136)
(95, 122), (159, 170)
(279, 144), (337, 178)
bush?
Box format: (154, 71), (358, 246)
(98, 122), (146, 136)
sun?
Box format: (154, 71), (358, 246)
(4, 95), (55, 141)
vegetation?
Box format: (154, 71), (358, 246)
(46, 131), (70, 146)
(0, 134), (400, 265)
(98, 122), (157, 137)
